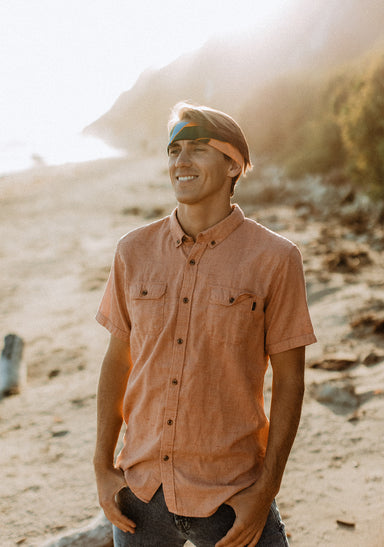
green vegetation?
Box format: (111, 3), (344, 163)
(241, 51), (384, 198)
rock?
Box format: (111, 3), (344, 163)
(293, 201), (316, 219)
(309, 353), (358, 371)
(311, 381), (360, 415)
(350, 312), (384, 337)
(336, 519), (356, 528)
(51, 429), (69, 438)
(121, 206), (141, 216)
(340, 188), (355, 205)
(339, 205), (370, 235)
(363, 352), (384, 366)
(324, 249), (371, 273)
(144, 206), (167, 220)
(41, 510), (112, 547)
(0, 334), (25, 398)
(322, 169), (350, 187)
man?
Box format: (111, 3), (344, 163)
(94, 102), (316, 546)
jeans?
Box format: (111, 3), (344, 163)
(113, 485), (289, 546)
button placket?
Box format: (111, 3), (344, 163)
(160, 242), (208, 505)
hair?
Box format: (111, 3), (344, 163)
(168, 102), (252, 194)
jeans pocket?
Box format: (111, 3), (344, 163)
(116, 486), (131, 512)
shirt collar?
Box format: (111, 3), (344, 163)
(170, 204), (245, 248)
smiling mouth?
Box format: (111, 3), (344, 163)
(177, 175), (198, 182)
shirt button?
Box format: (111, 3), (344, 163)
(163, 455), (169, 461)
(177, 338), (183, 344)
(172, 379), (178, 385)
(176, 239), (180, 244)
(189, 259), (196, 265)
(142, 290), (148, 296)
(229, 297), (235, 303)
(167, 419), (173, 425)
(211, 240), (216, 246)
(183, 297), (189, 303)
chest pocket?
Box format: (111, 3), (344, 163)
(130, 282), (167, 335)
(207, 286), (263, 345)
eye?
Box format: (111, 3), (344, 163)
(168, 147), (180, 156)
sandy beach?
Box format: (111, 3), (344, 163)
(0, 155), (383, 546)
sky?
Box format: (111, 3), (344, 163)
(0, 0), (292, 171)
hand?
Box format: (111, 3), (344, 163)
(95, 466), (136, 534)
(215, 482), (273, 547)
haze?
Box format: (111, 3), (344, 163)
(0, 0), (290, 171)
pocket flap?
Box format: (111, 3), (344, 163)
(131, 282), (167, 300)
(209, 286), (255, 307)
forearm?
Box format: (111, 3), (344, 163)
(94, 337), (132, 471)
(258, 347), (305, 498)
(93, 335), (136, 532)
(216, 351), (305, 547)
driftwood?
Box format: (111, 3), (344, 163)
(0, 333), (25, 398)
(41, 510), (113, 547)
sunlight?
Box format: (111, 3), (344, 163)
(0, 0), (291, 154)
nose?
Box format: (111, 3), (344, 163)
(175, 148), (192, 166)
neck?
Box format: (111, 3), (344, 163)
(177, 201), (232, 240)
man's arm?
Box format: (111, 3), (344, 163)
(93, 334), (136, 534)
(216, 346), (305, 547)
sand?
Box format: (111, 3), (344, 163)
(0, 156), (383, 546)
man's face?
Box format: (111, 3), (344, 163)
(168, 139), (234, 206)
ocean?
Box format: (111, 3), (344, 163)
(0, 132), (122, 176)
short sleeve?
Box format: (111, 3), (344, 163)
(264, 245), (316, 355)
(96, 242), (131, 341)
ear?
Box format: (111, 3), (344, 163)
(227, 160), (242, 178)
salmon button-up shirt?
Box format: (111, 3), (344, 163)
(96, 204), (316, 517)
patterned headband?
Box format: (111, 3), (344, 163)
(167, 120), (245, 172)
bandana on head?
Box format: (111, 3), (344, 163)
(167, 120), (245, 172)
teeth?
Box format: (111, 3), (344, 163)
(178, 176), (196, 181)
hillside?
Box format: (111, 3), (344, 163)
(84, 0), (384, 150)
